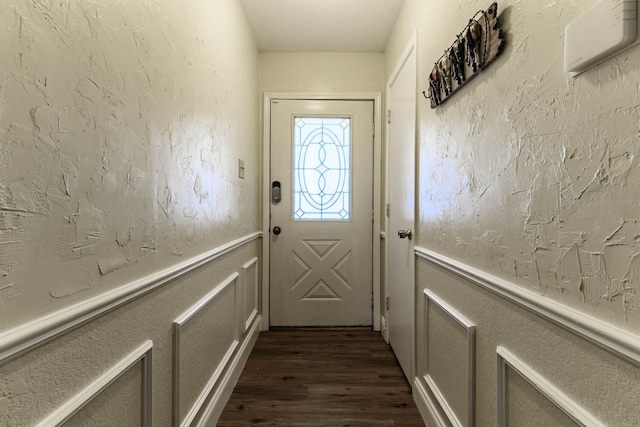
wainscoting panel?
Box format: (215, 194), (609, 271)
(195, 314), (262, 427)
(497, 346), (605, 427)
(173, 273), (240, 427)
(413, 377), (450, 427)
(423, 290), (476, 427)
(414, 246), (640, 367)
(63, 361), (143, 426)
(36, 341), (153, 427)
(242, 257), (259, 333)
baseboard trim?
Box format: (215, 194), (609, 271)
(415, 245), (640, 367)
(196, 314), (262, 427)
(36, 340), (153, 427)
(413, 377), (448, 427)
(0, 232), (262, 366)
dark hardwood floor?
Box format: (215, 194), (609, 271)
(217, 330), (425, 426)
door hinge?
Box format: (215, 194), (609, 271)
(385, 296), (390, 311)
(387, 109), (391, 124)
(372, 122), (375, 136)
(386, 203), (390, 217)
(372, 209), (375, 223)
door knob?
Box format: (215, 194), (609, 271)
(397, 229), (412, 240)
(273, 226), (282, 235)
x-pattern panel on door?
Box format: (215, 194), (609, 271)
(291, 239), (352, 301)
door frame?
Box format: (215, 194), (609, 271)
(384, 32), (417, 372)
(262, 93), (383, 331)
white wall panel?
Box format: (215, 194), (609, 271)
(36, 341), (152, 427)
(502, 365), (577, 427)
(242, 257), (259, 333)
(173, 274), (240, 427)
(497, 346), (605, 427)
(63, 361), (143, 427)
(413, 253), (640, 425)
(423, 290), (476, 427)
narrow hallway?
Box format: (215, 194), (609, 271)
(218, 330), (424, 426)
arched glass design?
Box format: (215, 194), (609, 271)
(293, 117), (351, 220)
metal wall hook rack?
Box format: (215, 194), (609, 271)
(424, 3), (505, 108)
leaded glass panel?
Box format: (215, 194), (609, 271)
(293, 117), (351, 220)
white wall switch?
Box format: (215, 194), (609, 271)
(565, 0), (638, 76)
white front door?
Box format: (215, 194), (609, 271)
(387, 39), (417, 382)
(269, 99), (374, 327)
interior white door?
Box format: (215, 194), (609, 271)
(387, 43), (416, 382)
(270, 99), (374, 327)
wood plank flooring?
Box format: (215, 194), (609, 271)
(218, 330), (425, 426)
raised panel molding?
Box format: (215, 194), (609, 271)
(497, 346), (605, 427)
(380, 315), (388, 343)
(242, 257), (259, 333)
(415, 246), (640, 367)
(195, 314), (262, 426)
(173, 273), (240, 427)
(36, 340), (153, 427)
(0, 232), (262, 366)
(423, 290), (476, 427)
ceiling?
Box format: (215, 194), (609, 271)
(239, 0), (406, 53)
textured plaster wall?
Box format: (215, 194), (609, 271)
(385, 0), (640, 425)
(387, 0), (640, 332)
(0, 0), (259, 331)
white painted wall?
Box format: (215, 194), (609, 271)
(259, 52), (384, 94)
(385, 0), (640, 425)
(0, 0), (261, 425)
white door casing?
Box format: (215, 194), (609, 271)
(386, 35), (417, 382)
(269, 99), (375, 327)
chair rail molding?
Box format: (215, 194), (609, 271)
(414, 245), (640, 367)
(0, 232), (262, 366)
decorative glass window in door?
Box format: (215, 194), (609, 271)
(293, 117), (351, 220)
